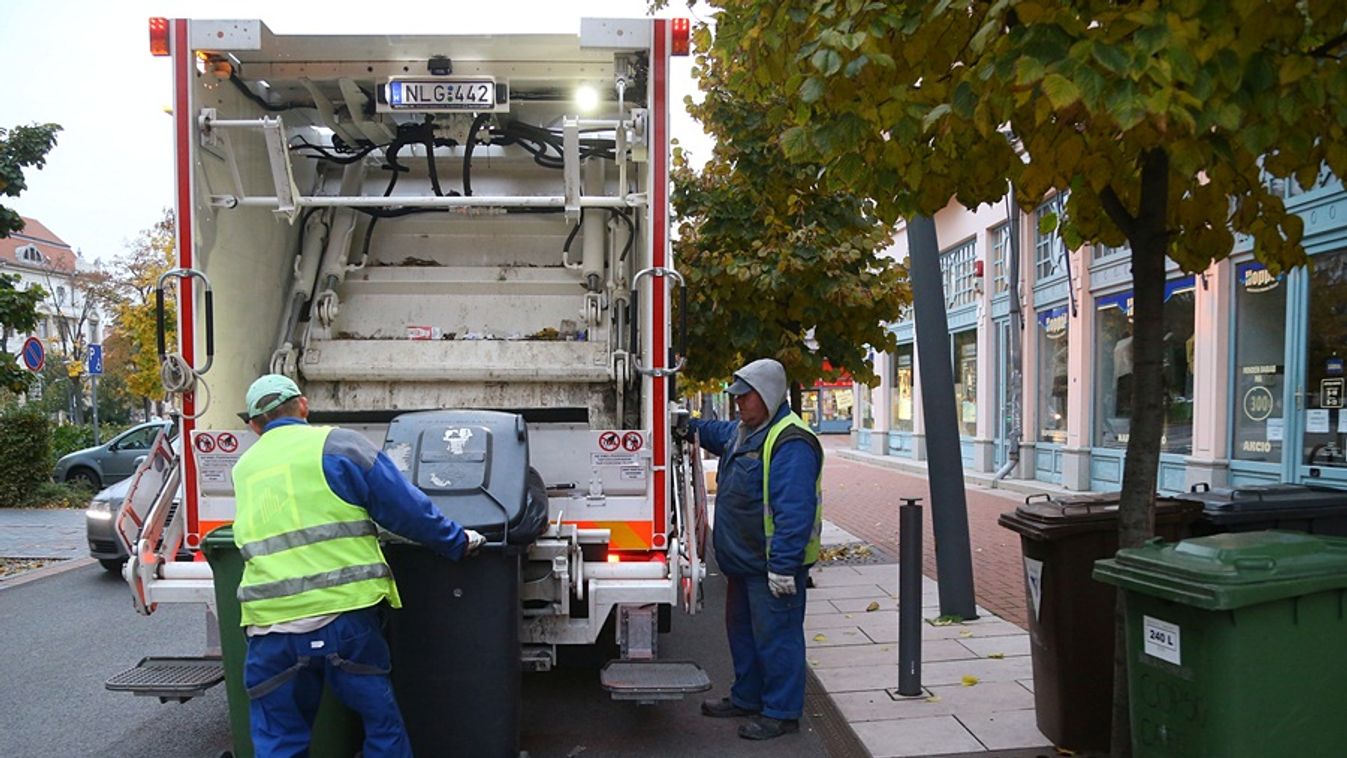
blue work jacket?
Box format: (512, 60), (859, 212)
(690, 404), (822, 576)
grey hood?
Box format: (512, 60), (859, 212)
(732, 358), (788, 432)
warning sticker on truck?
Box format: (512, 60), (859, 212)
(592, 453), (641, 468)
(193, 430), (257, 494)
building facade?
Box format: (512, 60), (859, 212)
(0, 217), (103, 367)
(853, 172), (1347, 493)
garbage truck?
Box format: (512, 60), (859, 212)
(106, 16), (710, 754)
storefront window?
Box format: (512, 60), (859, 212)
(1093, 279), (1196, 453)
(800, 389), (819, 430)
(941, 238), (978, 309)
(1162, 282), (1197, 455)
(857, 382), (874, 429)
(892, 344), (914, 432)
(1037, 306), (1069, 444)
(821, 387), (853, 423)
(1304, 249), (1347, 469)
(953, 329), (978, 438)
(1232, 262), (1286, 463)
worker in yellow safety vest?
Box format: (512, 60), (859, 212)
(230, 374), (485, 758)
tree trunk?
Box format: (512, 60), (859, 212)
(1106, 148), (1171, 758)
(790, 381), (802, 415)
(70, 375), (85, 425)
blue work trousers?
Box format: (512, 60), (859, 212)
(724, 568), (809, 720)
(243, 608), (412, 758)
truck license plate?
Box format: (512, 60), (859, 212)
(385, 79), (496, 111)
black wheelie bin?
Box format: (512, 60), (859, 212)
(998, 492), (1202, 753)
(380, 410), (549, 758)
(1181, 482), (1347, 537)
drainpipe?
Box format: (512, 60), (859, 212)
(993, 191), (1023, 485)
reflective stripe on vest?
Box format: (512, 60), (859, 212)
(761, 411), (824, 566)
(231, 423), (401, 627)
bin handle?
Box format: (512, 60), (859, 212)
(1024, 493), (1050, 505)
(1190, 482), (1210, 493)
(1233, 557), (1276, 571)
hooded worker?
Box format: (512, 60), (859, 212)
(684, 358), (824, 740)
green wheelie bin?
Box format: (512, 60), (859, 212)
(202, 526), (363, 758)
(1094, 530), (1347, 757)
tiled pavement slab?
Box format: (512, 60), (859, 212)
(808, 557), (1051, 757)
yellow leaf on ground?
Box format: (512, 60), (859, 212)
(959, 630), (974, 638)
(925, 695), (942, 703)
(865, 601), (881, 612)
(813, 634), (828, 642)
(961, 675), (979, 687)
(988, 653), (1005, 659)
(1055, 749), (1078, 756)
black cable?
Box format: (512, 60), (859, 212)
(609, 209), (636, 262)
(463, 112), (492, 196)
(563, 210), (584, 257)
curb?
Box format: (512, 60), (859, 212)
(0, 556), (96, 590)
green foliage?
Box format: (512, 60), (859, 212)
(110, 208), (175, 403)
(0, 123), (61, 238)
(702, 0), (1347, 274)
(0, 273), (46, 393)
(49, 423), (96, 464)
(0, 405), (51, 506)
(27, 480), (93, 509)
(675, 19), (911, 390)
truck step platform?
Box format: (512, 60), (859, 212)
(599, 660), (711, 702)
(106, 656), (225, 703)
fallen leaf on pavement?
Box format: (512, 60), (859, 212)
(961, 675), (979, 687)
(988, 653), (1005, 659)
(925, 695), (942, 703)
(813, 634), (828, 642)
(865, 601), (881, 612)
(959, 630), (974, 638)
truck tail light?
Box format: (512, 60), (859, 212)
(149, 17), (170, 56)
(671, 18), (690, 56)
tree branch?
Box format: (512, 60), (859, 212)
(1309, 32), (1347, 59)
(1099, 185), (1137, 240)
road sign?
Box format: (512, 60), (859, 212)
(87, 343), (104, 376)
(20, 336), (44, 372)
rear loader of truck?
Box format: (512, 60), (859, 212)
(106, 17), (711, 756)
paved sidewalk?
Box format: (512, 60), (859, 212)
(0, 508), (87, 559)
(822, 440), (1067, 629)
(810, 521), (1051, 757)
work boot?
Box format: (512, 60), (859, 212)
(738, 716), (800, 740)
(700, 697), (758, 718)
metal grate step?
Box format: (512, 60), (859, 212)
(599, 660), (711, 702)
(106, 656), (225, 702)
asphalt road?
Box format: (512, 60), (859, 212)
(0, 564), (234, 758)
(1, 559), (837, 758)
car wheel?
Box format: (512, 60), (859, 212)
(99, 558), (126, 574)
(66, 467), (101, 490)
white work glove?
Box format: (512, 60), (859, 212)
(463, 529), (486, 556)
(767, 572), (796, 598)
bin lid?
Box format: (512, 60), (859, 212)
(201, 524), (235, 549)
(1178, 483), (1347, 513)
(998, 494), (1200, 540)
(1093, 530), (1347, 610)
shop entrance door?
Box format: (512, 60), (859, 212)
(993, 319), (1010, 468)
(1292, 249), (1347, 488)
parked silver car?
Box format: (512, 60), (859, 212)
(53, 420), (172, 490)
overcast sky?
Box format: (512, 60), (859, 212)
(0, 0), (711, 263)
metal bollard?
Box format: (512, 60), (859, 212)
(898, 497), (923, 696)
